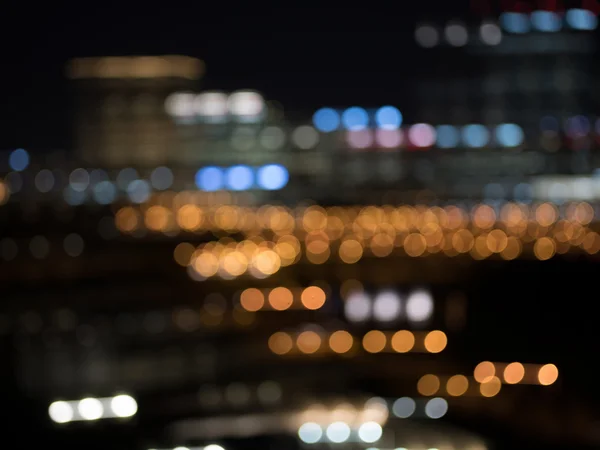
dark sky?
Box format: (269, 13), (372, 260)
(0, 1), (519, 150)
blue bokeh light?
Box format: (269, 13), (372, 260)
(313, 108), (340, 132)
(500, 12), (531, 34)
(257, 164), (289, 190)
(566, 9), (598, 30)
(495, 123), (525, 147)
(195, 166), (224, 191)
(374, 106), (403, 130)
(531, 10), (562, 32)
(9, 148), (29, 172)
(341, 107), (369, 131)
(435, 125), (460, 148)
(63, 186), (86, 206)
(462, 124), (490, 148)
(226, 165), (254, 191)
(513, 183), (533, 203)
(127, 179), (151, 204)
(92, 181), (117, 205)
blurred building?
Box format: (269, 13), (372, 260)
(68, 55), (204, 167)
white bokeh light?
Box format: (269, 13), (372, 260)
(292, 125), (320, 149)
(480, 22), (502, 45)
(363, 397), (389, 423)
(406, 289), (434, 322)
(110, 395), (138, 418)
(165, 92), (195, 118)
(194, 92), (228, 120)
(78, 398), (104, 421)
(445, 22), (468, 46)
(228, 91), (265, 121)
(48, 401), (74, 423)
(372, 290), (402, 322)
(298, 422), (323, 444)
(415, 25), (439, 48)
(358, 421), (383, 443)
(344, 291), (372, 322)
(425, 397), (448, 419)
(204, 445), (225, 450)
(392, 397), (416, 418)
(326, 422), (351, 443)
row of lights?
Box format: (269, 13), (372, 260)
(297, 398), (448, 446)
(3, 114), (596, 181)
(501, 9), (598, 34)
(239, 286), (327, 312)
(165, 90), (265, 123)
(474, 361), (559, 386)
(298, 421), (383, 444)
(417, 374), (502, 398)
(164, 203), (600, 281)
(181, 225), (599, 282)
(312, 109), (525, 148)
(344, 289), (434, 324)
(121, 202), (599, 234)
(48, 394), (137, 423)
(195, 164), (289, 192)
(390, 396), (448, 419)
(0, 234), (85, 261)
(0, 163), (176, 206)
(298, 397), (449, 445)
(268, 329), (448, 355)
(341, 123), (525, 149)
(415, 22), (502, 47)
(415, 9), (598, 49)
(197, 381), (282, 409)
(1, 163), (288, 208)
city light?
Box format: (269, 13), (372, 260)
(500, 12), (531, 34)
(312, 107), (340, 132)
(374, 106), (402, 129)
(298, 422), (323, 443)
(228, 90), (265, 122)
(341, 107), (369, 131)
(194, 165), (289, 192)
(195, 167), (224, 191)
(256, 164), (289, 190)
(531, 10), (562, 32)
(9, 148), (29, 172)
(566, 9), (598, 30)
(424, 397), (448, 419)
(225, 165), (254, 191)
(436, 125), (460, 148)
(415, 24), (439, 47)
(194, 92), (229, 122)
(462, 124), (490, 148)
(48, 394), (138, 423)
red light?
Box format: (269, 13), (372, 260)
(501, 0), (517, 11)
(471, 0), (491, 14)
(514, 1), (532, 12)
(583, 0), (600, 14)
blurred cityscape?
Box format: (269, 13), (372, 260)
(2, 2), (600, 450)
